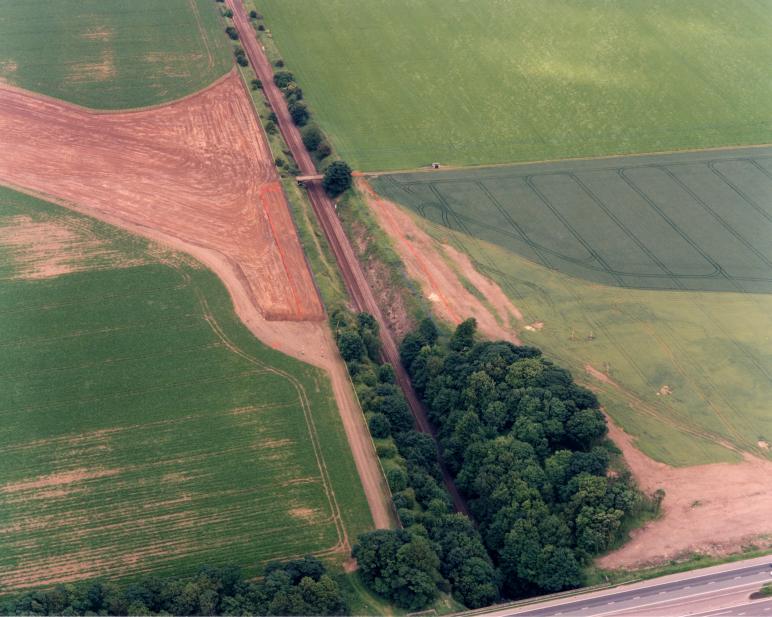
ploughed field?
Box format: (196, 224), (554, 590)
(0, 0), (231, 109)
(0, 187), (372, 591)
(372, 148), (772, 466)
(0, 70), (323, 322)
(258, 0), (772, 170)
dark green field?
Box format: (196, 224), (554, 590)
(0, 188), (371, 591)
(372, 147), (772, 466)
(375, 148), (772, 293)
(0, 0), (231, 108)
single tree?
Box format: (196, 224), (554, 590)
(322, 161), (352, 197)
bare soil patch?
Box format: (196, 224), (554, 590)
(599, 419), (772, 569)
(0, 70), (321, 321)
(0, 214), (144, 279)
(358, 179), (523, 344)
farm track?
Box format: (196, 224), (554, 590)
(225, 0), (470, 515)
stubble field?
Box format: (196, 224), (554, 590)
(0, 0), (231, 108)
(372, 147), (772, 467)
(258, 0), (772, 170)
(0, 187), (372, 591)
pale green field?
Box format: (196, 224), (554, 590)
(259, 0), (772, 170)
(0, 0), (231, 108)
(370, 178), (772, 466)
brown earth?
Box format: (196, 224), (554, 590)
(358, 179), (523, 345)
(0, 73), (395, 533)
(363, 184), (772, 568)
(0, 70), (321, 321)
(599, 418), (772, 569)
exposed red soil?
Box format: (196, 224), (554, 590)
(0, 70), (321, 321)
(600, 418), (772, 569)
(358, 178), (523, 345)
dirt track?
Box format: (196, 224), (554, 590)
(0, 70), (320, 321)
(0, 71), (395, 531)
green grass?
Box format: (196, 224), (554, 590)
(371, 152), (772, 466)
(0, 0), (232, 109)
(258, 0), (772, 170)
(0, 187), (372, 592)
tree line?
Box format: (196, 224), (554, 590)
(332, 309), (500, 610)
(0, 557), (346, 616)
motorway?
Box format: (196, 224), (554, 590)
(467, 557), (772, 617)
(226, 0), (469, 514)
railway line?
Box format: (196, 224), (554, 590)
(226, 0), (468, 514)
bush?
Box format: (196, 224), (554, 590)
(284, 82), (303, 103)
(387, 468), (408, 493)
(302, 126), (323, 152)
(233, 48), (248, 67)
(316, 141), (332, 160)
(257, 23), (265, 31)
(249, 10), (259, 18)
(273, 70), (295, 89)
(265, 120), (277, 135)
(274, 157), (286, 168)
(368, 413), (391, 439)
(225, 26), (238, 40)
(288, 100), (309, 126)
(222, 8), (233, 17)
(275, 59), (285, 68)
(376, 442), (398, 459)
(322, 161), (353, 197)
(251, 78), (262, 90)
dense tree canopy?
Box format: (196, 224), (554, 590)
(0, 558), (347, 616)
(402, 318), (643, 597)
(322, 161), (353, 197)
(331, 308), (500, 610)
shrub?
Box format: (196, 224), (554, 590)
(302, 126), (323, 152)
(222, 8), (233, 17)
(288, 100), (309, 126)
(275, 59), (285, 68)
(257, 23), (265, 31)
(249, 10), (258, 18)
(316, 141), (332, 160)
(387, 468), (408, 493)
(250, 78), (262, 90)
(264, 120), (277, 135)
(368, 413), (391, 439)
(376, 442), (398, 459)
(273, 70), (295, 89)
(224, 26), (238, 40)
(233, 48), (248, 67)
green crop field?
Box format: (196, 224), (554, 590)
(372, 147), (772, 467)
(0, 187), (372, 591)
(259, 0), (772, 170)
(0, 0), (231, 109)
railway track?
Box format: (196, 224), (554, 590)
(226, 0), (468, 515)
